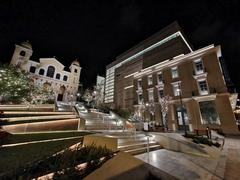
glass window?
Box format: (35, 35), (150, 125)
(173, 84), (181, 96)
(29, 66), (36, 73)
(148, 75), (153, 85)
(138, 93), (143, 104)
(198, 80), (208, 95)
(56, 73), (61, 80)
(199, 101), (220, 125)
(63, 75), (68, 81)
(46, 66), (55, 78)
(171, 67), (179, 78)
(157, 73), (163, 84)
(39, 69), (45, 75)
(148, 90), (154, 102)
(137, 79), (142, 89)
(74, 69), (78, 73)
(195, 60), (204, 74)
(158, 89), (164, 98)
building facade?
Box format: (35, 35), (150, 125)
(96, 75), (105, 103)
(105, 22), (192, 108)
(133, 45), (238, 134)
(105, 22), (239, 134)
(10, 41), (81, 103)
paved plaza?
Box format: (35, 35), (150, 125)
(136, 136), (240, 180)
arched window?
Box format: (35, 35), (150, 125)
(20, 51), (26, 56)
(56, 73), (61, 80)
(63, 75), (68, 81)
(39, 69), (45, 75)
(29, 66), (36, 73)
(46, 66), (55, 78)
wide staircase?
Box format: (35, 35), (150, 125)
(80, 111), (123, 130)
(0, 104), (80, 133)
(101, 131), (162, 155)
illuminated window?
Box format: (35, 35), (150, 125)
(171, 67), (179, 78)
(158, 89), (164, 98)
(148, 75), (153, 85)
(157, 73), (164, 84)
(198, 79), (208, 95)
(148, 89), (154, 102)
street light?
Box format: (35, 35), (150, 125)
(177, 83), (187, 135)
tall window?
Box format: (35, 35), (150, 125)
(63, 75), (68, 81)
(173, 83), (181, 96)
(148, 75), (153, 85)
(137, 79), (142, 89)
(194, 59), (204, 74)
(171, 67), (179, 78)
(39, 69), (45, 75)
(46, 66), (55, 78)
(198, 79), (208, 95)
(158, 89), (164, 98)
(56, 73), (61, 80)
(29, 66), (36, 73)
(157, 73), (163, 84)
(148, 89), (154, 102)
(138, 93), (143, 104)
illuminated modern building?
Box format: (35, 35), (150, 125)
(105, 22), (239, 134)
(10, 41), (81, 103)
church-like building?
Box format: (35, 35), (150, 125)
(10, 41), (81, 103)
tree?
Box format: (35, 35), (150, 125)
(82, 89), (93, 106)
(159, 95), (172, 130)
(0, 64), (55, 104)
(0, 64), (34, 104)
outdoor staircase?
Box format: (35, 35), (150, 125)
(0, 104), (80, 133)
(101, 131), (162, 155)
(79, 111), (123, 130)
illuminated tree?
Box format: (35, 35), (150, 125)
(83, 89), (93, 106)
(0, 64), (34, 104)
(159, 95), (172, 130)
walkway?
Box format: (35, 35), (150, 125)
(224, 137), (240, 180)
(136, 149), (221, 180)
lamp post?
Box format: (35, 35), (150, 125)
(177, 83), (187, 136)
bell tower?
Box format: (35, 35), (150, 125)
(10, 41), (33, 71)
(69, 59), (81, 85)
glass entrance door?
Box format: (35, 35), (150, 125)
(176, 107), (189, 131)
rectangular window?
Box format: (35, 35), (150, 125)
(173, 83), (180, 96)
(158, 89), (164, 98)
(157, 73), (164, 84)
(199, 101), (220, 125)
(148, 90), (154, 102)
(198, 80), (208, 95)
(148, 75), (153, 85)
(137, 79), (142, 89)
(138, 93), (143, 104)
(171, 67), (179, 78)
(194, 59), (204, 74)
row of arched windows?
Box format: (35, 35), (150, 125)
(29, 65), (68, 81)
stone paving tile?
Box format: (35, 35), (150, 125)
(136, 149), (220, 180)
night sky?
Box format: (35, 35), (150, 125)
(0, 0), (239, 91)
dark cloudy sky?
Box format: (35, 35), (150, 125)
(0, 0), (239, 91)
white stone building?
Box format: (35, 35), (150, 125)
(10, 41), (81, 103)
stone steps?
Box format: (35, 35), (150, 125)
(1, 115), (77, 122)
(124, 144), (161, 155)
